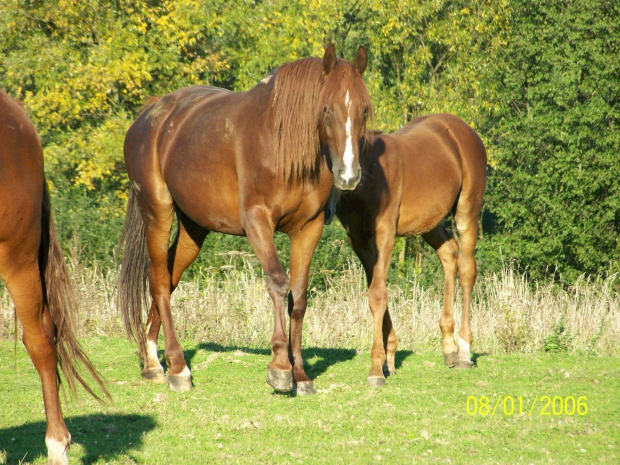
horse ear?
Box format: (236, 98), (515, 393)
(323, 44), (337, 75)
(354, 46), (368, 75)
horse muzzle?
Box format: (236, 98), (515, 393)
(334, 168), (361, 190)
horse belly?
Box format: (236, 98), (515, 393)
(165, 162), (243, 235)
(396, 196), (453, 235)
(396, 172), (460, 236)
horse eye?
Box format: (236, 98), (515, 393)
(323, 106), (329, 114)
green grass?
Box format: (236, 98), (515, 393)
(1, 338), (618, 464)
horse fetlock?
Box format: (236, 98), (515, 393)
(455, 338), (473, 369)
(46, 435), (70, 465)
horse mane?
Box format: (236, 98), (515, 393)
(272, 57), (372, 184)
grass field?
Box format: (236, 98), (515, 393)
(1, 338), (618, 464)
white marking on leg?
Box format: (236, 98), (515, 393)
(46, 436), (70, 465)
(146, 340), (159, 368)
(341, 91), (356, 182)
(457, 338), (471, 362)
(177, 366), (191, 377)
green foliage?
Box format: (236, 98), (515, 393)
(0, 0), (618, 283)
(497, 306), (530, 353)
(481, 0), (620, 282)
(543, 316), (574, 353)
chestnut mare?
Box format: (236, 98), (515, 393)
(334, 114), (486, 386)
(0, 90), (107, 464)
(118, 45), (372, 395)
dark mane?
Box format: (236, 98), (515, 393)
(272, 57), (373, 184)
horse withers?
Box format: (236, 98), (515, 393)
(0, 90), (107, 464)
(118, 45), (372, 395)
(335, 114), (487, 386)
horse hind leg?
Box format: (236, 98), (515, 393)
(350, 223), (396, 387)
(0, 246), (70, 464)
(139, 187), (194, 391)
(382, 309), (398, 376)
(422, 225), (459, 367)
(453, 207), (479, 369)
(142, 213), (208, 384)
(348, 231), (398, 379)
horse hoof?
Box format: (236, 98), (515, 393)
(266, 369), (293, 392)
(455, 360), (474, 369)
(167, 374), (192, 392)
(295, 381), (316, 396)
(444, 351), (458, 367)
(142, 368), (166, 384)
(367, 376), (386, 387)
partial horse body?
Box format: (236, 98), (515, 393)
(335, 114), (487, 385)
(118, 45), (372, 394)
(0, 90), (107, 464)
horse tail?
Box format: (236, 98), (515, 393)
(40, 182), (109, 400)
(117, 184), (149, 360)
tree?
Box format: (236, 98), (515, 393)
(482, 0), (620, 282)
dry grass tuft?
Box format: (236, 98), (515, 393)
(1, 257), (618, 355)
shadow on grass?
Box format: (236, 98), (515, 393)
(395, 350), (414, 370)
(182, 344), (360, 379)
(183, 344), (415, 380)
(0, 413), (156, 465)
(471, 352), (489, 367)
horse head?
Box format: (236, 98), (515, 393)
(318, 45), (371, 191)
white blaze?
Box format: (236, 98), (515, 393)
(341, 91), (355, 182)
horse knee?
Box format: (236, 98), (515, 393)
(368, 285), (387, 313)
(267, 272), (289, 301)
(440, 316), (455, 332)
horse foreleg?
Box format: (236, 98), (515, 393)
(287, 215), (324, 395)
(243, 206), (292, 392)
(2, 256), (70, 465)
(423, 225), (460, 367)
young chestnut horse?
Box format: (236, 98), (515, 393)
(118, 45), (372, 395)
(0, 90), (107, 464)
(334, 114), (486, 386)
